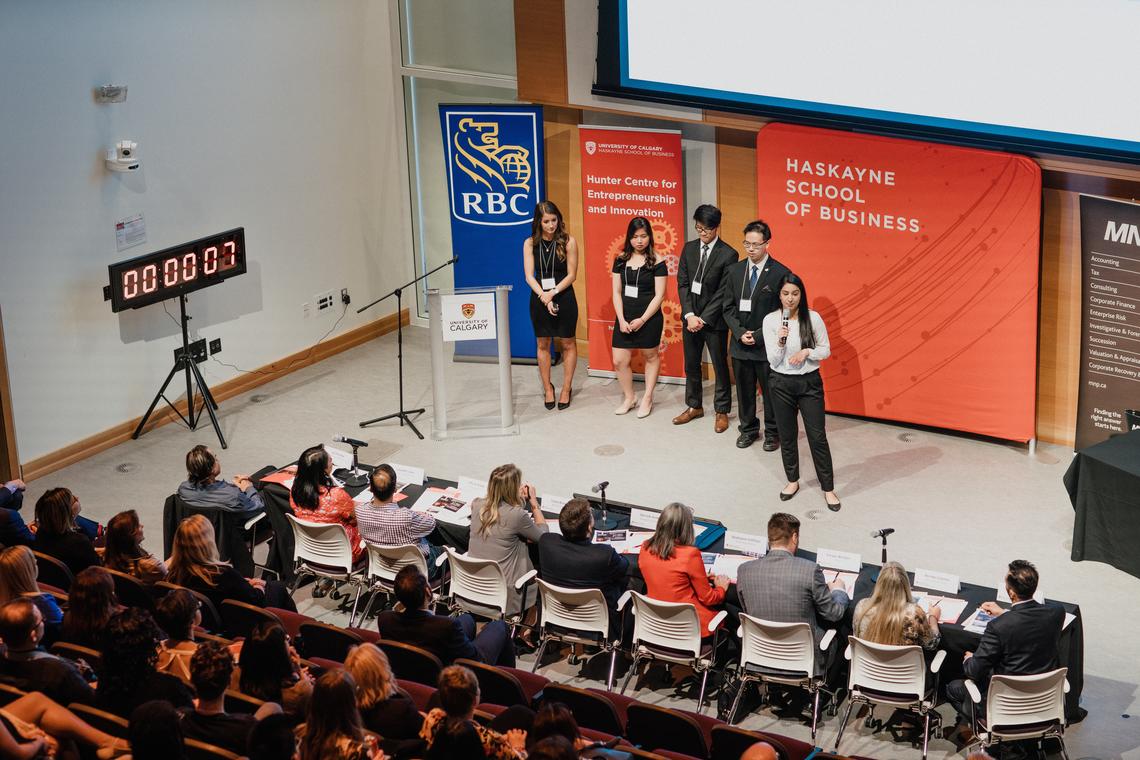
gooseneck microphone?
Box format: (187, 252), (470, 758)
(591, 481), (610, 494)
(333, 434), (369, 448)
(779, 308), (790, 346)
(870, 528), (895, 539)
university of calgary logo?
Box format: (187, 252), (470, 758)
(461, 303), (476, 319)
(443, 109), (541, 227)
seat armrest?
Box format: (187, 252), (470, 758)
(434, 551), (449, 568)
(1064, 678), (1070, 694)
(843, 643), (852, 661)
(819, 629), (836, 651)
(707, 610), (728, 633)
(964, 679), (982, 704)
(244, 512), (267, 531)
(930, 649), (947, 674)
(616, 591), (632, 611)
(514, 569), (538, 591)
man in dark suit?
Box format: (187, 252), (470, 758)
(376, 565), (515, 667)
(0, 478), (26, 511)
(945, 560), (1065, 729)
(674, 204), (739, 434)
(720, 219), (790, 448)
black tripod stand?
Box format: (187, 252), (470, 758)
(358, 257), (457, 440)
(132, 294), (226, 448)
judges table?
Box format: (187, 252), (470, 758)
(257, 469), (1086, 721)
(1065, 428), (1140, 581)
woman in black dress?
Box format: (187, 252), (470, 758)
(523, 201), (579, 410)
(611, 216), (667, 418)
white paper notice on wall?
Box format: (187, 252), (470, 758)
(115, 213), (146, 252)
(723, 530), (767, 557)
(440, 293), (497, 342)
(816, 548), (861, 573)
(913, 568), (960, 594)
(629, 508), (659, 530)
(540, 494), (571, 515)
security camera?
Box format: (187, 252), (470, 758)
(105, 140), (141, 172)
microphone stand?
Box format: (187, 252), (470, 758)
(337, 442), (369, 489)
(870, 532), (891, 583)
(357, 257), (457, 440)
(595, 484), (618, 531)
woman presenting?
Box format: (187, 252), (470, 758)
(611, 216), (667, 418)
(523, 201), (579, 410)
(762, 273), (842, 511)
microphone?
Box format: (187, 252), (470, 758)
(870, 528), (895, 539)
(779, 308), (789, 346)
(591, 481), (610, 494)
(332, 435), (369, 448)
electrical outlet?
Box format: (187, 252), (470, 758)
(302, 302), (311, 318)
(341, 287), (350, 306)
(209, 338), (222, 355)
(316, 290), (335, 312)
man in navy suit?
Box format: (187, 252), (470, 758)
(0, 478), (32, 547)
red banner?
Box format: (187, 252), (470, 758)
(756, 123), (1040, 441)
(580, 127), (686, 378)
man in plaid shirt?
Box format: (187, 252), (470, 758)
(355, 464), (442, 579)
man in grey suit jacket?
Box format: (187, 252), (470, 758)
(737, 512), (849, 681)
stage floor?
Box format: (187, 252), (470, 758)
(41, 325), (1140, 759)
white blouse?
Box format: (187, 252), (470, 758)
(762, 309), (831, 374)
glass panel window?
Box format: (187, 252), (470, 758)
(400, 0), (517, 77)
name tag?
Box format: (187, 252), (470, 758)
(624, 285), (639, 298)
(690, 281), (703, 296)
(541, 277), (556, 291)
(738, 299), (752, 312)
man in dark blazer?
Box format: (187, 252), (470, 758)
(946, 560), (1064, 728)
(720, 219), (790, 448)
(674, 204), (740, 434)
(0, 478), (26, 511)
(376, 565), (515, 666)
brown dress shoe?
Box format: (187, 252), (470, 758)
(714, 413), (729, 433)
(672, 407), (704, 425)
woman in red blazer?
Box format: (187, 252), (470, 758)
(638, 503), (732, 635)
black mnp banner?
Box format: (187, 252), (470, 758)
(1076, 195), (1140, 450)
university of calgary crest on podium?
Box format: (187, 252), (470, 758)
(461, 303), (476, 319)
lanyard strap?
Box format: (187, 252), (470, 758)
(539, 239), (557, 281)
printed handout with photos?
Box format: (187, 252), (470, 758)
(410, 486), (472, 525)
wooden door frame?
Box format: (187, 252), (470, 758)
(0, 306), (20, 480)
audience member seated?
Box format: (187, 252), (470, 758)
(129, 699), (187, 760)
(0, 479), (33, 547)
(525, 702), (615, 757)
(154, 588), (202, 681)
(638, 502), (732, 635)
(178, 444), (266, 515)
(737, 512), (848, 681)
(102, 509), (167, 584)
(945, 559), (1065, 736)
(59, 566), (120, 649)
(97, 608), (194, 718)
(0, 546), (63, 641)
(355, 463), (441, 579)
(344, 642), (424, 750)
(421, 664), (528, 760)
(0, 478), (26, 512)
(236, 620), (314, 723)
(0, 598), (96, 707)
(248, 712), (299, 760)
(0, 690), (128, 759)
(377, 565), (515, 667)
(33, 488), (100, 576)
(853, 560), (941, 650)
(296, 669), (384, 760)
(180, 640), (283, 755)
(167, 513), (297, 611)
(468, 463), (547, 623)
(528, 736), (578, 760)
(289, 445), (363, 586)
(741, 742), (779, 760)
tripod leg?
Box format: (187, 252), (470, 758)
(132, 363), (182, 439)
(188, 359), (228, 449)
(403, 412), (425, 440)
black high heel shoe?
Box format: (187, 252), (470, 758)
(557, 387), (573, 410)
(544, 382), (556, 410)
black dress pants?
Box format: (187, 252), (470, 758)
(682, 328), (731, 413)
(732, 357), (777, 438)
(769, 370), (834, 490)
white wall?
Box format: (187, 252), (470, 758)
(0, 0), (411, 462)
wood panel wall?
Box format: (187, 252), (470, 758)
(0, 307), (19, 480)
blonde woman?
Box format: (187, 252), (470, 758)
(467, 464), (547, 617)
(852, 561), (941, 650)
(345, 643), (423, 745)
(167, 515), (296, 613)
(0, 545), (64, 634)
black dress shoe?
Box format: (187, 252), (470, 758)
(736, 432), (759, 448)
(557, 387), (572, 410)
(826, 498), (842, 512)
(544, 382), (556, 410)
(762, 435), (780, 452)
(779, 485), (800, 501)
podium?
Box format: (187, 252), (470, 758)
(427, 286), (519, 440)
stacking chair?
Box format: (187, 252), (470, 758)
(964, 667), (1070, 760)
(356, 541), (435, 621)
(69, 704), (129, 738)
(220, 599), (281, 640)
(436, 547), (537, 634)
(832, 636), (946, 760)
(727, 614), (835, 740)
(104, 568), (155, 611)
(627, 702), (711, 760)
(33, 551), (74, 591)
(618, 591), (727, 714)
(297, 620), (363, 662)
(533, 579), (622, 689)
(377, 639), (443, 686)
(155, 581), (223, 632)
(542, 683), (625, 737)
(286, 514), (367, 623)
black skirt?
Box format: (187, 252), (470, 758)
(529, 289), (578, 338)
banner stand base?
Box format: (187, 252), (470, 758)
(586, 368), (685, 386)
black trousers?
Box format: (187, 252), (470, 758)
(682, 327), (731, 413)
(769, 370), (834, 491)
(731, 357), (777, 438)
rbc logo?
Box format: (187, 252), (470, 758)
(443, 110), (541, 227)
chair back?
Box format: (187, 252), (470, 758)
(184, 737), (243, 760)
(104, 568), (155, 611)
(297, 620), (363, 663)
(376, 639), (443, 686)
(627, 702), (708, 759)
(710, 725), (796, 760)
(68, 704), (129, 738)
(536, 579), (611, 641)
(220, 599), (280, 640)
(443, 547), (508, 619)
(0, 682), (27, 707)
(365, 542), (429, 589)
(33, 551), (74, 591)
(630, 591), (703, 659)
(51, 641), (102, 672)
(847, 636), (926, 703)
(542, 683), (625, 737)
(738, 614), (815, 680)
(155, 581), (222, 632)
(224, 689), (266, 714)
(397, 678), (438, 713)
(286, 514), (354, 574)
(986, 667), (1068, 736)
(455, 658), (529, 708)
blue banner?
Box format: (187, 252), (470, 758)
(439, 104), (545, 360)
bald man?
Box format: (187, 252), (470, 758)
(741, 742), (778, 760)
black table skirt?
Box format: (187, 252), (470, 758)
(1065, 429), (1140, 580)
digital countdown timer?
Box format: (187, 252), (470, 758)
(105, 228), (247, 312)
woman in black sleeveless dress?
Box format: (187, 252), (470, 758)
(611, 216), (667, 419)
(524, 201), (579, 410)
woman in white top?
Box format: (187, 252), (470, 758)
(762, 273), (841, 511)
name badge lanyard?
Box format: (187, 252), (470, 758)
(692, 247), (710, 294)
(624, 263), (641, 299)
(539, 240), (558, 291)
(739, 265), (760, 312)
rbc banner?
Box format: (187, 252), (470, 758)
(579, 126), (686, 379)
(439, 105), (545, 359)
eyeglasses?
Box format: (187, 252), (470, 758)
(742, 241), (767, 251)
(694, 224), (715, 234)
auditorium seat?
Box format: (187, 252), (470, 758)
(224, 689), (266, 714)
(265, 606), (310, 640)
(69, 703), (129, 739)
(105, 568), (156, 611)
(51, 641), (102, 672)
(397, 678), (437, 713)
(627, 702), (712, 759)
(306, 656), (343, 672)
(221, 599), (279, 640)
(0, 683), (26, 706)
(34, 551), (74, 591)
(155, 581), (222, 632)
(709, 726), (816, 760)
(376, 639), (443, 687)
(456, 658), (549, 708)
(297, 619), (362, 662)
(185, 737), (243, 760)
(542, 683), (625, 737)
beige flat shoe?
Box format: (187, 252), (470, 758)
(614, 396), (637, 415)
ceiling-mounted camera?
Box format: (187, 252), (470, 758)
(105, 140), (141, 173)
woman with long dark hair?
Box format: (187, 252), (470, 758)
(762, 272), (841, 510)
(611, 216), (668, 418)
(523, 201), (580, 410)
(97, 608), (194, 718)
(33, 487), (99, 576)
(60, 566), (120, 648)
(289, 445), (361, 579)
(237, 620), (313, 723)
(103, 509), (167, 584)
(297, 670), (383, 760)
